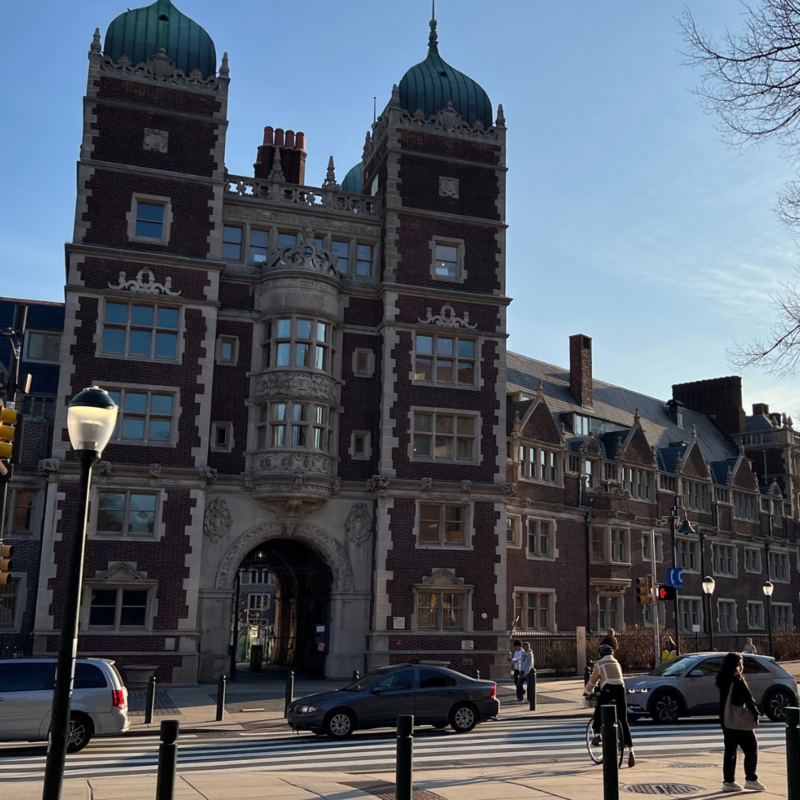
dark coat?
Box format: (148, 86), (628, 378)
(718, 673), (759, 726)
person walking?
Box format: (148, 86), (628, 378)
(516, 641), (533, 702)
(510, 640), (522, 685)
(716, 651), (765, 792)
(742, 638), (757, 655)
(583, 643), (635, 767)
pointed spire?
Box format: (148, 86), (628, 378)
(727, 465), (734, 485)
(220, 52), (230, 77)
(268, 147), (284, 182)
(615, 436), (623, 459)
(633, 408), (640, 425)
(323, 156), (339, 189)
(536, 378), (543, 397)
(496, 104), (506, 127)
(428, 18), (439, 53)
(692, 424), (698, 440)
(512, 411), (521, 434)
(390, 84), (401, 109)
(91, 28), (101, 53)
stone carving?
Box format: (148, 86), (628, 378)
(270, 227), (337, 276)
(243, 474), (254, 492)
(108, 268), (181, 296)
(254, 372), (336, 402)
(418, 304), (477, 329)
(292, 470), (305, 490)
(216, 521), (355, 593)
(501, 482), (516, 496)
(203, 497), (232, 543)
(322, 156), (339, 189)
(345, 503), (372, 547)
(99, 49), (219, 90)
(461, 480), (472, 493)
(143, 128), (169, 153)
(148, 463), (161, 478)
(38, 458), (60, 475)
(268, 146), (285, 182)
(439, 176), (459, 198)
(366, 475), (391, 491)
(198, 466), (218, 484)
(496, 104), (506, 127)
(420, 477), (433, 491)
(332, 478), (341, 496)
(97, 461), (112, 476)
(252, 452), (333, 476)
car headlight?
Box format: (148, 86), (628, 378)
(296, 705), (321, 714)
(627, 688), (649, 694)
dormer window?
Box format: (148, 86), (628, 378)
(573, 414), (591, 435)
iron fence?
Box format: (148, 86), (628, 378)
(0, 633), (34, 659)
(512, 631), (577, 675)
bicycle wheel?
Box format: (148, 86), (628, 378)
(586, 719), (603, 764)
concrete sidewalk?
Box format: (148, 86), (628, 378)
(12, 747), (791, 799)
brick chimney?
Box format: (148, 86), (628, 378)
(254, 126), (307, 185)
(671, 376), (746, 436)
(569, 334), (593, 407)
(752, 403), (769, 416)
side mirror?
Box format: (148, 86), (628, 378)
(371, 686), (386, 695)
(688, 669), (704, 677)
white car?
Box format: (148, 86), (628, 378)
(0, 657), (129, 752)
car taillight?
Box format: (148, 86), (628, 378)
(491, 682), (497, 699)
(112, 689), (126, 709)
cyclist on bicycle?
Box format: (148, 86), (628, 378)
(584, 643), (635, 767)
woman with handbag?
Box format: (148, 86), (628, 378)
(715, 652), (765, 792)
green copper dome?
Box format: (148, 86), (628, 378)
(341, 162), (363, 194)
(104, 0), (216, 79)
(399, 20), (492, 127)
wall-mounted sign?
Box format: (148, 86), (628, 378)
(461, 640), (474, 650)
(315, 624), (325, 633)
(392, 617), (405, 630)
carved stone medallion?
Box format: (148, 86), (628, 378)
(203, 498), (232, 543)
(345, 502), (372, 547)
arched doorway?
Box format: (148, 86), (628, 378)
(232, 538), (332, 676)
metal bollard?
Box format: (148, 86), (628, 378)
(527, 671), (537, 711)
(144, 674), (157, 725)
(786, 707), (800, 800)
(216, 674), (227, 722)
(352, 669), (360, 682)
(601, 704), (619, 800)
(155, 719), (180, 800)
(284, 670), (294, 718)
(396, 714), (414, 800)
(474, 669), (480, 679)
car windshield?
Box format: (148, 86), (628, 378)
(341, 668), (397, 692)
(649, 655), (699, 677)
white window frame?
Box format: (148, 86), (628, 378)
(747, 601), (765, 630)
(610, 528), (630, 564)
(506, 514), (521, 548)
(772, 602), (793, 630)
(429, 237), (466, 283)
(744, 547), (762, 574)
(711, 543), (737, 578)
(89, 487), (166, 541)
(216, 335), (239, 366)
(409, 407), (479, 464)
(514, 588), (556, 632)
(519, 445), (560, 485)
(676, 537), (700, 573)
(526, 518), (556, 560)
(626, 467), (652, 500)
(717, 599), (737, 634)
(260, 316), (333, 374)
(684, 479), (710, 512)
(734, 491), (758, 521)
(254, 399), (333, 453)
(104, 384), (180, 447)
(678, 596), (703, 634)
(416, 502), (471, 548)
(769, 550), (791, 583)
(99, 299), (182, 363)
(641, 532), (663, 563)
(23, 330), (61, 363)
(413, 332), (478, 389)
(127, 194), (173, 244)
(598, 595), (623, 632)
(84, 585), (155, 632)
(414, 584), (472, 631)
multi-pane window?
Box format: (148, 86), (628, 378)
(417, 590), (465, 630)
(506, 516), (520, 547)
(514, 592), (552, 632)
(89, 588), (148, 630)
(585, 458), (595, 489)
(102, 302), (179, 360)
(418, 504), (467, 546)
(414, 334), (476, 387)
(2, 489), (35, 535)
(0, 579), (19, 629)
(591, 528), (606, 562)
(660, 474), (678, 492)
(332, 240), (349, 273)
(769, 551), (791, 582)
(626, 468), (652, 500)
(747, 601), (764, 629)
(519, 446), (559, 483)
(598, 596), (620, 632)
(260, 318), (331, 372)
(355, 244), (373, 276)
(734, 492), (758, 521)
(712, 544), (736, 577)
(641, 532), (663, 563)
(255, 401), (331, 452)
(772, 603), (792, 629)
(240, 570), (273, 585)
(96, 491), (157, 538)
(135, 202), (165, 238)
(249, 229), (269, 263)
(433, 243), (459, 279)
(526, 519), (553, 558)
(108, 389), (174, 445)
(567, 454), (581, 474)
(223, 226), (243, 259)
(715, 486), (730, 504)
(684, 480), (709, 511)
(610, 529), (629, 563)
(604, 462), (619, 483)
(677, 538), (699, 572)
(573, 415), (591, 435)
(25, 331), (61, 363)
(717, 600), (736, 633)
(412, 411), (476, 462)
(277, 232), (297, 249)
(643, 602), (666, 627)
(744, 548), (762, 573)
(679, 598), (702, 633)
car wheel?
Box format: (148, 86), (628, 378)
(324, 709), (355, 740)
(650, 691), (681, 724)
(449, 702), (478, 733)
(66, 714), (93, 753)
(764, 688), (795, 722)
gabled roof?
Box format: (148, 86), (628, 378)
(746, 414), (774, 433)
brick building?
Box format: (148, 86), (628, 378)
(28, 1), (800, 683)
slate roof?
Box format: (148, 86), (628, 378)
(506, 350), (739, 475)
(746, 415), (774, 433)
(710, 458), (737, 486)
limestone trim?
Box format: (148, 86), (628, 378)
(216, 521), (355, 593)
(253, 371), (337, 402)
(126, 193), (174, 246)
(34, 484), (65, 633)
(429, 237), (467, 284)
(191, 306), (217, 466)
(52, 291), (83, 460)
(179, 489), (205, 632)
(74, 164), (95, 245)
(379, 294), (400, 477)
(373, 496), (395, 630)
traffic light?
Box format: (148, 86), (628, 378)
(656, 585), (677, 602)
(636, 577), (651, 604)
(0, 544), (13, 586)
(0, 402), (19, 460)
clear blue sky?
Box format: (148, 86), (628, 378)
(2, 0), (797, 414)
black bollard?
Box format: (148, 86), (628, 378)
(584, 664), (592, 685)
(396, 714), (413, 800)
(352, 669), (360, 682)
(216, 674), (227, 722)
(601, 704), (619, 800)
(155, 719), (180, 800)
(144, 674), (157, 725)
(284, 670), (294, 718)
(786, 707), (800, 800)
(527, 670), (537, 711)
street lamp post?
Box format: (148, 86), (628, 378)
(702, 576), (716, 651)
(41, 387), (117, 800)
(763, 580), (775, 658)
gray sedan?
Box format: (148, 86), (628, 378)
(626, 652), (798, 724)
(287, 664), (500, 739)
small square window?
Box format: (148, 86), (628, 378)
(217, 336), (238, 365)
(223, 226), (243, 260)
(353, 348), (374, 377)
(434, 244), (458, 278)
(135, 202), (165, 239)
(212, 421), (233, 452)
